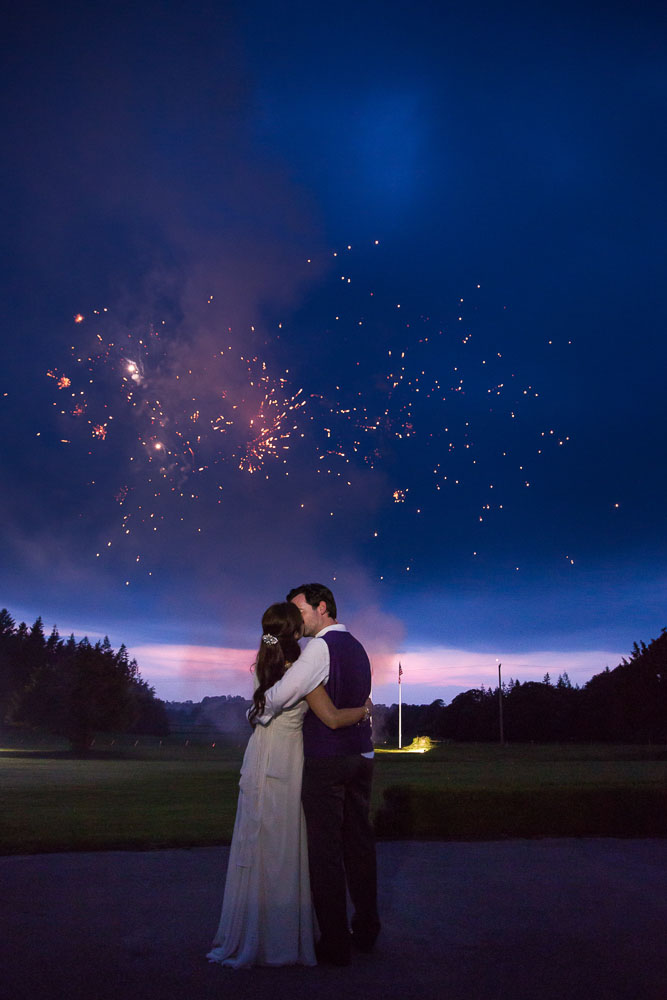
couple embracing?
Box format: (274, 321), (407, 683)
(207, 583), (381, 968)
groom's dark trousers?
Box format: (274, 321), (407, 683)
(302, 754), (379, 956)
(301, 629), (380, 960)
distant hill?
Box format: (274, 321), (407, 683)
(164, 694), (251, 741)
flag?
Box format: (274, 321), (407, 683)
(398, 661), (403, 684)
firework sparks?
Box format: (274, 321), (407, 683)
(46, 239), (570, 582)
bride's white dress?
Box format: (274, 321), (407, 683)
(207, 698), (316, 968)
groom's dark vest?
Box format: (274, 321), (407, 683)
(302, 630), (373, 758)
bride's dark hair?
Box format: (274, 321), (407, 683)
(248, 602), (302, 725)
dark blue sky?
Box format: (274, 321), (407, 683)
(2, 0), (666, 702)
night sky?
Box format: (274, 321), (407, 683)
(2, 0), (666, 706)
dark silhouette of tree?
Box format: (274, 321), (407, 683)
(503, 679), (577, 741)
(442, 688), (497, 741)
(46, 624), (61, 656)
(583, 629), (667, 743)
(0, 609), (15, 637)
(1, 608), (169, 752)
(129, 677), (170, 736)
(372, 630), (665, 744)
(0, 616), (42, 720)
(0, 609), (18, 717)
(419, 698), (448, 738)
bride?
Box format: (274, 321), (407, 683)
(207, 601), (369, 968)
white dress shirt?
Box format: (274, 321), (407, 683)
(258, 624), (347, 724)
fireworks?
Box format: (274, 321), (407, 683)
(238, 388), (305, 474)
(47, 370), (71, 389)
(46, 239), (571, 583)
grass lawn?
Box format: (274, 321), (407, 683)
(0, 732), (243, 854)
(1, 731), (666, 853)
(372, 741), (667, 839)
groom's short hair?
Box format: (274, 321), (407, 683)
(286, 583), (337, 620)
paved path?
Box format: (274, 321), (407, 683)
(2, 840), (666, 1000)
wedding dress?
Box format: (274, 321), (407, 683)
(207, 698), (316, 968)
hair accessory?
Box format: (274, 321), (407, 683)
(261, 633), (279, 646)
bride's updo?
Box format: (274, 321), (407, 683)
(248, 602), (303, 724)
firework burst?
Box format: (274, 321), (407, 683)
(47, 241), (571, 582)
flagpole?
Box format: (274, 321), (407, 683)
(398, 661), (403, 749)
(498, 660), (504, 746)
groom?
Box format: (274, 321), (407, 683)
(262, 583), (380, 965)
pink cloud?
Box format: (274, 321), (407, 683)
(134, 638), (624, 706)
(132, 643), (256, 702)
(370, 645), (624, 704)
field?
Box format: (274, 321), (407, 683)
(1, 731), (666, 853)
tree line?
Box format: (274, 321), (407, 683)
(2, 606), (664, 749)
(0, 609), (168, 752)
(374, 629), (667, 745)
